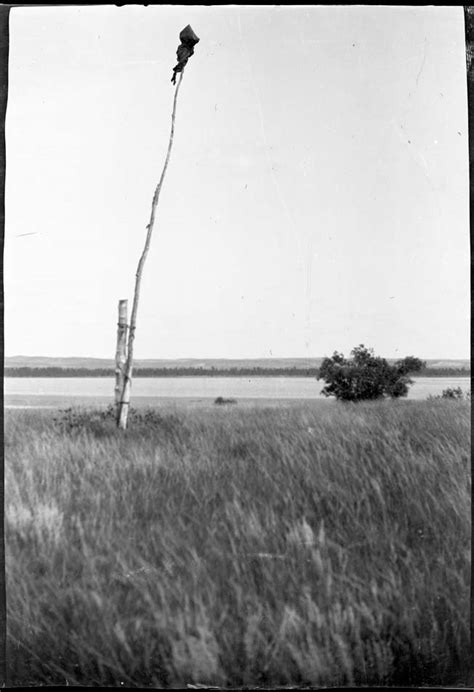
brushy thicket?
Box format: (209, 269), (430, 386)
(5, 400), (471, 688)
(432, 387), (471, 401)
(318, 345), (425, 401)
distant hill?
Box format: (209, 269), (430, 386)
(5, 356), (326, 371)
(5, 355), (470, 371)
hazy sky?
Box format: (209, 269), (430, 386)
(5, 5), (469, 359)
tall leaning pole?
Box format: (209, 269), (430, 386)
(116, 25), (200, 430)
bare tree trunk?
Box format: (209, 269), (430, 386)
(115, 299), (128, 421)
(118, 71), (185, 429)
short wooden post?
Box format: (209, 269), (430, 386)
(115, 300), (128, 423)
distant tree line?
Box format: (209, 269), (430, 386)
(4, 365), (471, 378)
(4, 366), (321, 378)
(419, 367), (471, 377)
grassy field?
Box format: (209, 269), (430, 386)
(5, 399), (471, 687)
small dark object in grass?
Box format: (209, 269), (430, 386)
(214, 397), (238, 405)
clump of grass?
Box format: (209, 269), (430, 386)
(5, 400), (471, 687)
(214, 397), (238, 405)
(429, 387), (471, 401)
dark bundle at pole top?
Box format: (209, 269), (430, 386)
(171, 24), (200, 84)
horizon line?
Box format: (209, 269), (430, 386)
(5, 354), (471, 362)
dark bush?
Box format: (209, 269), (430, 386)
(318, 345), (425, 402)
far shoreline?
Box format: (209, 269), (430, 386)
(4, 367), (471, 379)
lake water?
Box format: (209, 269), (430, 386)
(4, 376), (471, 408)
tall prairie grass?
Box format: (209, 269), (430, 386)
(5, 400), (471, 687)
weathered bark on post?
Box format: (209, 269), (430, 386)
(117, 71), (185, 430)
(115, 299), (128, 420)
